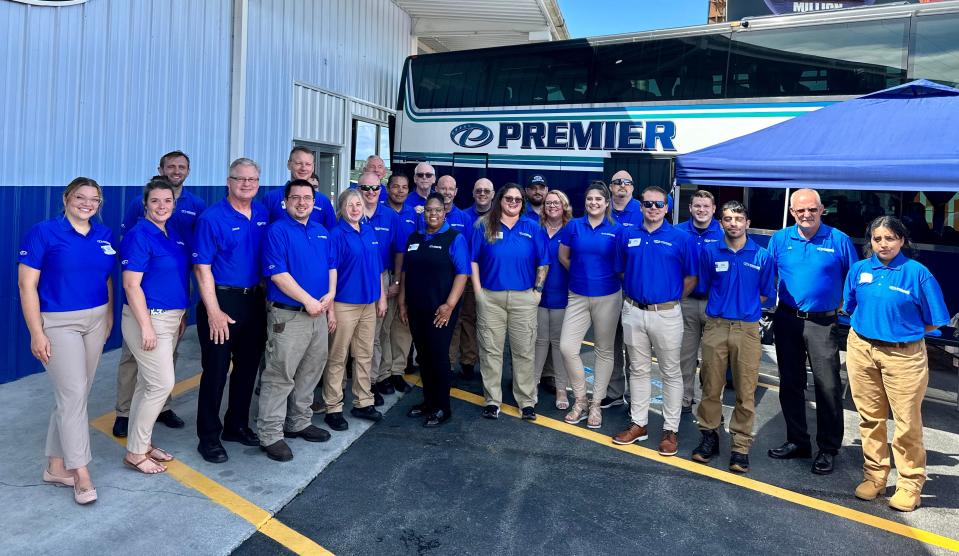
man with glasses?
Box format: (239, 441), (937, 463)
(192, 158), (270, 463)
(257, 179), (335, 461)
(112, 150), (206, 437)
(525, 175), (549, 219)
(766, 188), (857, 475)
(406, 162), (436, 212)
(676, 190), (724, 414)
(465, 178), (495, 225)
(613, 186), (697, 456)
(264, 146), (336, 230)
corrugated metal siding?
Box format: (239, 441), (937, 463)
(292, 84), (348, 146)
(244, 0), (411, 184)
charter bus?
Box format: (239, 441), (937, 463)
(391, 0), (959, 310)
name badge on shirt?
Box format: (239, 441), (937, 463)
(408, 244), (419, 252)
(496, 232), (504, 240)
(859, 272), (873, 284)
(715, 261), (729, 272)
(628, 238), (641, 247)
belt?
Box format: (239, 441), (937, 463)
(857, 333), (919, 349)
(216, 285), (259, 295)
(270, 301), (306, 312)
(625, 298), (679, 311)
(689, 293), (708, 301)
(778, 304), (837, 320)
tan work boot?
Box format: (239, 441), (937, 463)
(586, 400), (602, 429)
(888, 487), (921, 512)
(564, 397), (588, 424)
(854, 479), (886, 501)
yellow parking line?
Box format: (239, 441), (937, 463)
(406, 375), (959, 553)
(90, 378), (332, 556)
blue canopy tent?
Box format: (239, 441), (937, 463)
(674, 80), (959, 192)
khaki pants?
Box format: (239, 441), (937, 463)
(534, 307), (568, 403)
(560, 291), (622, 402)
(449, 284), (478, 367)
(846, 329), (928, 494)
(323, 302), (376, 413)
(622, 302), (684, 432)
(696, 317), (761, 454)
(679, 296), (708, 406)
(115, 338), (177, 417)
(372, 272), (390, 383)
(475, 288), (538, 408)
(42, 304), (110, 470)
(389, 306), (414, 376)
(258, 307), (329, 446)
(121, 307), (183, 454)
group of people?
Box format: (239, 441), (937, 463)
(19, 149), (948, 513)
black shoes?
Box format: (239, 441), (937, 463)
(482, 405), (500, 419)
(521, 407), (537, 421)
(284, 424), (331, 443)
(768, 441), (812, 460)
(112, 416), (129, 438)
(375, 379), (395, 395)
(157, 409), (185, 429)
(407, 404), (427, 418)
(373, 390), (385, 407)
(599, 396), (625, 409)
(261, 440), (293, 462)
(350, 406), (383, 422)
(729, 452), (750, 473)
(222, 427), (259, 446)
(198, 441), (229, 463)
(390, 375), (412, 393)
(424, 410), (451, 428)
(538, 376), (557, 395)
(691, 430), (720, 463)
(460, 363), (475, 379)
(324, 412), (349, 431)
(812, 451), (836, 475)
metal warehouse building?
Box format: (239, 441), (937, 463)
(0, 0), (567, 383)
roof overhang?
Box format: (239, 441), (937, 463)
(392, 0), (569, 53)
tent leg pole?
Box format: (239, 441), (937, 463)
(782, 187), (790, 228)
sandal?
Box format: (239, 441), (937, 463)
(147, 446), (174, 463)
(124, 455), (167, 474)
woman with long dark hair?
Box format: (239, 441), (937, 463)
(844, 216), (949, 512)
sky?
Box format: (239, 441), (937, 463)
(557, 0), (711, 37)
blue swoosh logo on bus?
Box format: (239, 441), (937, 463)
(450, 123), (494, 148)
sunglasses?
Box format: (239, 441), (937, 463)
(641, 200), (666, 209)
(415, 172), (435, 178)
(359, 185), (381, 192)
(610, 178), (633, 186)
(503, 196), (524, 205)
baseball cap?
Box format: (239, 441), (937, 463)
(527, 175), (547, 188)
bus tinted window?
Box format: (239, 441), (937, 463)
(593, 35), (730, 103)
(727, 19), (908, 97)
(913, 14), (959, 87)
(410, 55), (489, 109)
(487, 46), (591, 106)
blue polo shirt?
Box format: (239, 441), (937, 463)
(612, 198), (644, 228)
(767, 224), (858, 312)
(119, 220), (190, 310)
(619, 221), (697, 304)
(263, 183), (336, 231)
(402, 222), (472, 275)
(471, 217), (549, 292)
(329, 219), (383, 304)
(417, 205), (473, 247)
(262, 214), (333, 307)
(192, 198), (269, 288)
(843, 253), (949, 343)
(363, 205), (400, 272)
(701, 237), (775, 322)
(387, 203), (418, 255)
(404, 190), (431, 212)
(676, 219), (724, 297)
(464, 205), (490, 225)
(525, 206), (542, 221)
(541, 227), (570, 310)
(120, 190), (208, 250)
(18, 215), (116, 312)
(560, 216), (622, 297)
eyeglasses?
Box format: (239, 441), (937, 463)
(641, 200), (666, 209)
(474, 189), (493, 195)
(71, 194), (102, 206)
(287, 195), (314, 203)
(359, 185), (381, 192)
(791, 207), (820, 214)
(502, 196), (524, 205)
(544, 201), (562, 208)
(415, 172), (434, 178)
(229, 176), (259, 184)
(610, 179), (633, 187)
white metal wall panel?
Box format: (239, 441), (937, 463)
(292, 84), (347, 146)
(0, 0), (233, 188)
(244, 0), (412, 185)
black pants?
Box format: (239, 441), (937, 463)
(773, 310), (844, 453)
(196, 289), (266, 444)
(408, 306), (459, 415)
